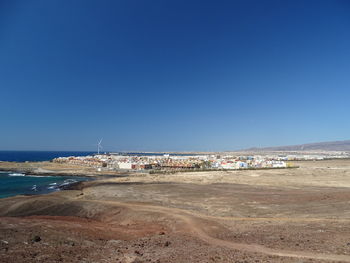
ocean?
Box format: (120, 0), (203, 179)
(0, 151), (95, 199)
(0, 171), (90, 199)
(0, 151), (95, 162)
(0, 151), (199, 162)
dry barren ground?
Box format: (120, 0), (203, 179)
(1, 160), (350, 262)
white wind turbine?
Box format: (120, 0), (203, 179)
(97, 138), (103, 154)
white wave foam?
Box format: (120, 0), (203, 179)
(64, 179), (77, 183)
(59, 179), (78, 187)
(26, 175), (50, 178)
(8, 173), (25, 177)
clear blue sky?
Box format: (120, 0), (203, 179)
(1, 0), (350, 151)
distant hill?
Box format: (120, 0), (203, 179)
(241, 140), (350, 152)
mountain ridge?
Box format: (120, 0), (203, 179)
(241, 140), (350, 152)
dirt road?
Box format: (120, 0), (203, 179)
(2, 159), (350, 262)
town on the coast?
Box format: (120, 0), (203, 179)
(53, 151), (350, 171)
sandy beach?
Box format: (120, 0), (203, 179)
(1, 160), (350, 262)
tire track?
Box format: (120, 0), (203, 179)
(80, 199), (350, 262)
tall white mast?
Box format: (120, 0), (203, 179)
(97, 138), (103, 154)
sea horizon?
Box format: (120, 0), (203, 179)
(0, 150), (96, 162)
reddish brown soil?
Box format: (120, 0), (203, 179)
(2, 159), (350, 262)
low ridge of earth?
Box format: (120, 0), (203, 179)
(1, 160), (350, 262)
(0, 161), (132, 177)
(241, 139), (350, 151)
